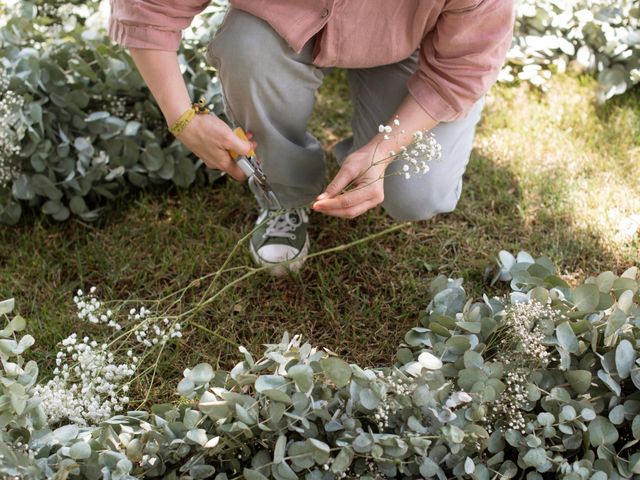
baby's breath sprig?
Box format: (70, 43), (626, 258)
(482, 300), (563, 434)
(33, 332), (137, 425)
(340, 118), (442, 196)
(34, 287), (187, 425)
(0, 65), (25, 188)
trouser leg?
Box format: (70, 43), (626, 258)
(205, 8), (326, 208)
(338, 54), (485, 221)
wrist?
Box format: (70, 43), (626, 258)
(163, 99), (193, 127)
(167, 99), (212, 137)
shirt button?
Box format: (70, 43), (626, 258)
(320, 7), (329, 17)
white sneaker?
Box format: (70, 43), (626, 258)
(249, 207), (310, 276)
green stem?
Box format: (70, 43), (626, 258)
(177, 221), (411, 322)
(188, 320), (240, 348)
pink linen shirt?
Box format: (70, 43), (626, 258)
(108, 0), (514, 122)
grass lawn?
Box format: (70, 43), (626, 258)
(0, 72), (638, 404)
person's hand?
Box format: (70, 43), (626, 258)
(312, 144), (389, 219)
(176, 114), (255, 181)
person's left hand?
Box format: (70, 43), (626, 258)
(312, 144), (388, 219)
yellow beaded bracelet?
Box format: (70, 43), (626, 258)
(169, 98), (210, 137)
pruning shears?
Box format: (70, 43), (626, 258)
(228, 127), (282, 211)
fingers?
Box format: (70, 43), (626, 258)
(315, 200), (378, 219)
(195, 147), (247, 182)
(312, 186), (371, 211)
(316, 163), (360, 201)
(313, 182), (384, 219)
(223, 129), (253, 157)
(174, 115), (253, 181)
(223, 159), (247, 182)
(245, 131), (258, 160)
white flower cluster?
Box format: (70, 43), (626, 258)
(33, 333), (137, 425)
(130, 307), (182, 348)
(398, 130), (442, 179)
(0, 66), (25, 187)
(486, 368), (529, 434)
(362, 458), (385, 480)
(104, 93), (137, 121)
(37, 3), (94, 35)
(373, 370), (410, 431)
(10, 441), (36, 462)
(74, 287), (121, 330)
(485, 301), (563, 434)
(378, 118), (442, 180)
(497, 300), (561, 367)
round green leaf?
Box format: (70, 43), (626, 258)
(69, 196), (88, 215)
(352, 433), (373, 453)
(331, 448), (354, 474)
(0, 298), (15, 316)
(588, 416), (619, 446)
(12, 174), (35, 201)
(418, 351), (443, 370)
(320, 357), (352, 388)
(522, 448), (547, 469)
(191, 363), (214, 384)
(69, 441), (92, 460)
(556, 321), (579, 354)
(608, 405), (625, 425)
(632, 415), (640, 440)
(616, 289), (634, 313)
(464, 351), (484, 369)
(359, 388), (380, 410)
(537, 412), (554, 427)
(572, 284), (600, 312)
(615, 339), (636, 379)
(173, 157), (196, 188)
(255, 374), (287, 393)
(177, 378), (195, 397)
(287, 441), (314, 469)
(243, 469), (269, 480)
(287, 364), (313, 392)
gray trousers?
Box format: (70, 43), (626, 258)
(206, 9), (484, 221)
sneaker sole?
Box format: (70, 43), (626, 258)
(249, 235), (310, 276)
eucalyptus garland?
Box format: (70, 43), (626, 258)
(501, 0), (639, 102)
(0, 1), (227, 225)
(1, 251), (639, 479)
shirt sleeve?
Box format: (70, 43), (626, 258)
(407, 0), (514, 122)
(108, 0), (210, 50)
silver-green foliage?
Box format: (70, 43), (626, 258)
(1, 252), (639, 479)
(0, 1), (226, 225)
(504, 0), (640, 102)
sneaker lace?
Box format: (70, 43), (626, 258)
(262, 208), (309, 240)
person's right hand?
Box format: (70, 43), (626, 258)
(176, 113), (254, 181)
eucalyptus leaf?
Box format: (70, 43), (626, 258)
(573, 284), (600, 312)
(320, 357), (352, 388)
(0, 299), (15, 316)
(588, 416), (619, 446)
(615, 340), (636, 379)
(287, 364), (313, 393)
(565, 370), (592, 394)
(68, 442), (92, 460)
(556, 322), (579, 354)
(243, 469), (269, 480)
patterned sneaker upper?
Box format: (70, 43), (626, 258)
(250, 207), (310, 268)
